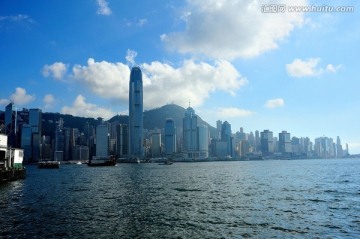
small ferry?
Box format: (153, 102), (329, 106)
(87, 155), (116, 167)
(38, 160), (60, 169)
(159, 158), (174, 165)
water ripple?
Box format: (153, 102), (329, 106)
(0, 159), (360, 238)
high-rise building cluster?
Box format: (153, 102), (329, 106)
(0, 66), (350, 162)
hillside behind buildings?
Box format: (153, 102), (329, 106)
(0, 104), (217, 138)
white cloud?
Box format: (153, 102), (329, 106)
(42, 62), (68, 80)
(124, 18), (148, 27)
(142, 59), (247, 108)
(161, 0), (306, 59)
(137, 18), (147, 26)
(96, 0), (112, 16)
(43, 94), (55, 109)
(286, 58), (321, 77)
(0, 98), (10, 106)
(71, 58), (247, 109)
(286, 58), (341, 78)
(72, 58), (131, 102)
(216, 107), (254, 118)
(125, 49), (138, 66)
(10, 87), (35, 105)
(0, 14), (35, 24)
(265, 98), (284, 108)
(3, 87), (35, 106)
(61, 95), (115, 119)
(326, 64), (341, 73)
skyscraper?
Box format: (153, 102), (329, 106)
(21, 124), (32, 163)
(29, 109), (42, 162)
(5, 102), (17, 147)
(164, 118), (176, 155)
(116, 124), (128, 157)
(279, 131), (291, 154)
(129, 66), (144, 157)
(260, 130), (273, 155)
(182, 106), (209, 159)
(54, 119), (65, 161)
(336, 136), (343, 158)
(221, 121), (233, 157)
(216, 120), (222, 140)
(96, 124), (109, 158)
(197, 125), (209, 156)
(150, 129), (161, 156)
(29, 109), (42, 134)
(183, 106), (198, 152)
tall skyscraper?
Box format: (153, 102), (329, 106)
(279, 131), (291, 154)
(21, 124), (32, 163)
(150, 129), (161, 156)
(336, 136), (343, 158)
(5, 102), (17, 147)
(197, 125), (209, 156)
(29, 109), (42, 134)
(54, 119), (65, 161)
(96, 124), (109, 158)
(29, 109), (42, 162)
(260, 130), (273, 155)
(314, 137), (334, 158)
(216, 120), (222, 140)
(164, 118), (176, 155)
(129, 66), (144, 157)
(116, 124), (128, 157)
(255, 130), (260, 152)
(182, 106), (208, 159)
(221, 121), (233, 157)
(183, 106), (198, 152)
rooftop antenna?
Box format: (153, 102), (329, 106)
(189, 100), (191, 108)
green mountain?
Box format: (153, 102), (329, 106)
(41, 104), (216, 138)
(42, 113), (99, 139)
(143, 104), (217, 138)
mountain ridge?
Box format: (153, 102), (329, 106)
(37, 104), (217, 138)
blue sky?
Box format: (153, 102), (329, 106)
(1, 0), (359, 153)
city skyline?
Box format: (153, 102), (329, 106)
(1, 101), (349, 159)
(0, 0), (359, 153)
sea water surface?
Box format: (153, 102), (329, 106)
(1, 159), (360, 238)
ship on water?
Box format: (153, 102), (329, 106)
(0, 134), (26, 183)
(87, 155), (116, 167)
(38, 160), (60, 169)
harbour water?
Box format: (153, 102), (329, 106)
(1, 159), (360, 238)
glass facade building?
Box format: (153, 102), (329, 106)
(96, 124), (109, 158)
(164, 118), (176, 154)
(129, 66), (144, 157)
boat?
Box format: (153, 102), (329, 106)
(38, 160), (60, 169)
(159, 159), (174, 165)
(87, 156), (116, 167)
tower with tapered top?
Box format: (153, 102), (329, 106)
(128, 66), (144, 157)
